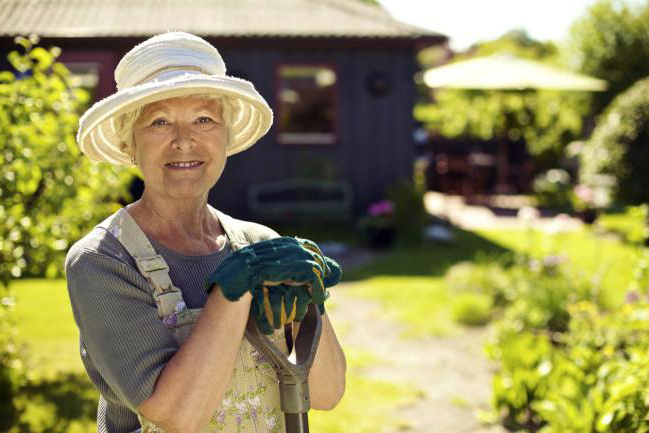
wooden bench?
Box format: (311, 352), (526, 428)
(247, 179), (354, 222)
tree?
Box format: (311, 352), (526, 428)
(580, 77), (649, 205)
(415, 31), (587, 168)
(0, 37), (133, 429)
(0, 36), (133, 286)
(566, 0), (649, 116)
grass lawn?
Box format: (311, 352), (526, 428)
(7, 222), (640, 431)
(344, 226), (639, 337)
(9, 279), (417, 433)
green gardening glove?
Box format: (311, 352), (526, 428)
(205, 237), (342, 334)
(249, 283), (312, 334)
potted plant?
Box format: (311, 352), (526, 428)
(359, 200), (396, 249)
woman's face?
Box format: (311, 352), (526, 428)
(132, 95), (227, 201)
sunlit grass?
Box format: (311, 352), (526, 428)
(10, 279), (84, 378)
(10, 279), (417, 433)
(348, 276), (454, 337)
(310, 348), (419, 433)
(344, 227), (639, 336)
(477, 228), (639, 307)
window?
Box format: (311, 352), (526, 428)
(64, 62), (101, 99)
(276, 64), (338, 145)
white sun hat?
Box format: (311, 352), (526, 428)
(77, 31), (273, 165)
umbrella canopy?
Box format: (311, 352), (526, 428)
(423, 55), (607, 91)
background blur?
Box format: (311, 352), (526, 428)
(2, 0), (649, 432)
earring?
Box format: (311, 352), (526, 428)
(131, 156), (137, 165)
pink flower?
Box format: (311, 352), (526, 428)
(574, 184), (594, 204)
(368, 200), (394, 217)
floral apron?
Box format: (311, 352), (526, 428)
(101, 208), (286, 433)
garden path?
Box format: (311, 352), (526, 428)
(328, 282), (507, 433)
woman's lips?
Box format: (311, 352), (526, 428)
(165, 160), (204, 169)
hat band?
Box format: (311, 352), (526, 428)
(130, 65), (210, 87)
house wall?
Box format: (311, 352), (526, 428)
(0, 38), (420, 221)
(213, 46), (418, 219)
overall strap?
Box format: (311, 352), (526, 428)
(212, 207), (251, 251)
(98, 208), (185, 319)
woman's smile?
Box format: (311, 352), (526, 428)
(165, 160), (205, 170)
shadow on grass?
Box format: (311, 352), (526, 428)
(344, 227), (512, 281)
(14, 372), (98, 433)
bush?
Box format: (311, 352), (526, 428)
(488, 247), (649, 432)
(0, 37), (133, 284)
(0, 37), (133, 432)
(596, 205), (649, 245)
(530, 301), (649, 433)
(533, 168), (573, 210)
(387, 179), (427, 245)
(451, 293), (492, 326)
(580, 77), (649, 205)
(445, 259), (514, 308)
(0, 298), (24, 431)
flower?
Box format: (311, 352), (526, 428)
(360, 200), (395, 230)
(368, 200), (394, 217)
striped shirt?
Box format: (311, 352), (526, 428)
(65, 212), (278, 433)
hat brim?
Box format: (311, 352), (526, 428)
(77, 74), (273, 165)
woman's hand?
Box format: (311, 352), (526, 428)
(137, 289), (252, 433)
(206, 237), (342, 334)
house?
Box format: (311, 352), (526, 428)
(0, 0), (446, 221)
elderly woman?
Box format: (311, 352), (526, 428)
(65, 32), (346, 433)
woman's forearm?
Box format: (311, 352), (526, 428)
(138, 289), (251, 433)
(307, 313), (347, 410)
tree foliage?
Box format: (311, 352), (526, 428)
(0, 37), (133, 431)
(566, 0), (649, 116)
(580, 77), (649, 205)
(415, 31), (588, 167)
(0, 37), (133, 287)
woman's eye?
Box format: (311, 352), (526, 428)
(197, 116), (214, 124)
(151, 118), (169, 126)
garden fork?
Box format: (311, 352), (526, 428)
(245, 303), (322, 433)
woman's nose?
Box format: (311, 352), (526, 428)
(171, 123), (195, 151)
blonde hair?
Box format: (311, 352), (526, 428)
(115, 94), (236, 162)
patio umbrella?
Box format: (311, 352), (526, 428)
(422, 55), (607, 193)
(422, 55), (607, 91)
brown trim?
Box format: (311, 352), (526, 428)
(57, 50), (118, 100)
(0, 34), (446, 51)
(273, 61), (341, 148)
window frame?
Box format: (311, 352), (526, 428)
(274, 61), (340, 147)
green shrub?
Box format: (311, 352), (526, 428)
(488, 250), (649, 432)
(451, 293), (492, 326)
(487, 328), (554, 430)
(0, 37), (133, 283)
(387, 180), (426, 245)
(0, 298), (24, 431)
(445, 259), (514, 307)
(533, 168), (573, 210)
(0, 37), (133, 432)
(596, 205), (648, 245)
(580, 77), (649, 205)
(531, 301), (649, 433)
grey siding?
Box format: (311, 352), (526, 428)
(210, 47), (417, 219)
